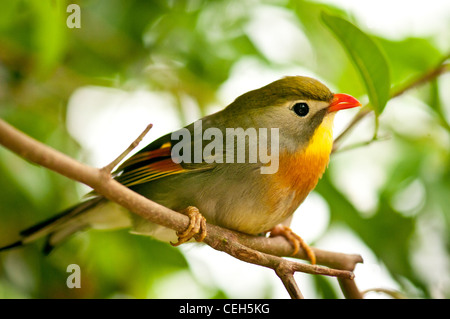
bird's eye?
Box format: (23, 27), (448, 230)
(292, 102), (309, 117)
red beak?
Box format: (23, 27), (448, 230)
(328, 93), (361, 112)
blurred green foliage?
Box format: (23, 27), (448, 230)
(0, 0), (449, 298)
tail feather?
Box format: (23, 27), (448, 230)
(0, 197), (105, 253)
(0, 240), (23, 252)
(19, 205), (79, 237)
(42, 223), (88, 255)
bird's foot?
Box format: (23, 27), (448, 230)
(269, 225), (316, 264)
(171, 206), (207, 246)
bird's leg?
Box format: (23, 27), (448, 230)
(269, 225), (316, 265)
(171, 206), (207, 246)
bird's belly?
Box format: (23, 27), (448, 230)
(205, 181), (301, 235)
(211, 202), (285, 235)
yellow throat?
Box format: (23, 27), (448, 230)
(270, 112), (336, 212)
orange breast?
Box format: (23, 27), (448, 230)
(266, 114), (335, 216)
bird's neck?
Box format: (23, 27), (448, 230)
(302, 112), (335, 159)
(268, 113), (335, 213)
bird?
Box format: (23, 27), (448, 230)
(0, 76), (360, 264)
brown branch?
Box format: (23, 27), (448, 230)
(276, 262), (304, 299)
(390, 61), (450, 99)
(227, 230), (363, 271)
(0, 120), (190, 237)
(332, 56), (450, 153)
(0, 119), (362, 298)
(339, 278), (363, 299)
(203, 229), (354, 299)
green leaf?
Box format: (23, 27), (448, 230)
(375, 37), (442, 87)
(321, 12), (390, 115)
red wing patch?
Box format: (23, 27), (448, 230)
(115, 143), (187, 187)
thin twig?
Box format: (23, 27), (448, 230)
(332, 106), (372, 153)
(333, 134), (390, 154)
(390, 62), (450, 99)
(101, 123), (153, 174)
(332, 56), (450, 153)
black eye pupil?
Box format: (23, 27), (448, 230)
(293, 102), (309, 117)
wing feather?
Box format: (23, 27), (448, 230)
(115, 138), (186, 187)
(114, 128), (217, 188)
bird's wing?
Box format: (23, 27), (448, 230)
(114, 131), (215, 188)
